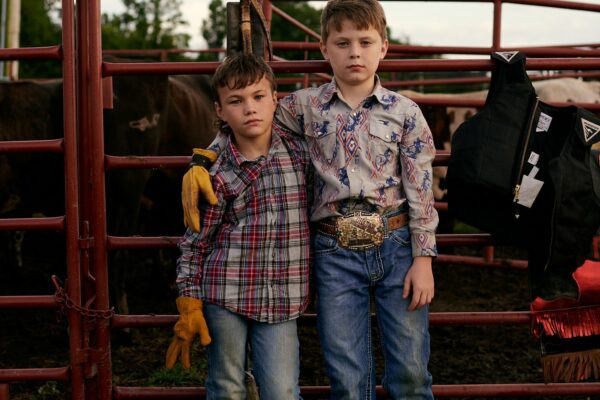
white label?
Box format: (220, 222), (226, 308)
(528, 151), (540, 166)
(528, 166), (539, 178)
(536, 113), (552, 132)
(515, 175), (544, 208)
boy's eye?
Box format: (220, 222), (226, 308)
(336, 41), (349, 47)
(361, 40), (372, 46)
(255, 94), (265, 100)
(227, 99), (241, 105)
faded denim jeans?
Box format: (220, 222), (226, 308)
(314, 225), (433, 400)
(203, 303), (301, 400)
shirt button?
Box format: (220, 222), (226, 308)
(351, 168), (356, 172)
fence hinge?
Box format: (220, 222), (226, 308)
(75, 348), (103, 379)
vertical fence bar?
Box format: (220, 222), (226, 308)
(77, 0), (112, 398)
(61, 0), (85, 398)
(88, 0), (112, 397)
(492, 0), (503, 51)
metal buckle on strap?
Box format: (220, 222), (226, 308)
(336, 212), (384, 250)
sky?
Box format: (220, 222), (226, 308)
(100, 0), (600, 55)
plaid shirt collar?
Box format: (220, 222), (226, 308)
(224, 128), (286, 168)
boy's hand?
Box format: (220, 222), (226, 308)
(182, 148), (218, 232)
(165, 297), (211, 369)
(403, 256), (434, 311)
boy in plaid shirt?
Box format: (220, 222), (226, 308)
(165, 53), (311, 400)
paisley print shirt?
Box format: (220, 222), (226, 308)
(275, 77), (438, 256)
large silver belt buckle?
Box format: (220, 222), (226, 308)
(336, 212), (384, 250)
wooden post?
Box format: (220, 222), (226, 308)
(226, 1), (267, 59)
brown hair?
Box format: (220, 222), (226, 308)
(320, 0), (387, 43)
(211, 53), (276, 105)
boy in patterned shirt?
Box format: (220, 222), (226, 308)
(184, 0), (438, 398)
(165, 53), (311, 400)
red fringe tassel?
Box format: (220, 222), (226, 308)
(531, 305), (600, 339)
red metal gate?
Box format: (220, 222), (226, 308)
(1, 0), (600, 398)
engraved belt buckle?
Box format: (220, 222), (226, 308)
(336, 212), (384, 250)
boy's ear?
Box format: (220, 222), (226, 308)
(214, 101), (223, 119)
(319, 40), (329, 60)
(380, 38), (389, 60)
(272, 91), (278, 105)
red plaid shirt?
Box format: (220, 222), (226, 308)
(176, 126), (312, 323)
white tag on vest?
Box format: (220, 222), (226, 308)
(536, 113), (552, 132)
(516, 175), (544, 208)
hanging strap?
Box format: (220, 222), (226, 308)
(240, 0), (273, 60)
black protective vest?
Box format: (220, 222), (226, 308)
(447, 51), (600, 299)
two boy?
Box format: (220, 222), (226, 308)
(170, 0), (438, 398)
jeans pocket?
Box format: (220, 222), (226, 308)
(388, 225), (410, 246)
(314, 232), (339, 255)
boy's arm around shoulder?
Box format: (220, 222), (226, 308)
(274, 93), (304, 138)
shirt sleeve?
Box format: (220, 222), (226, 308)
(399, 106), (439, 256)
(275, 95), (304, 139)
(207, 130), (229, 155)
(175, 184), (226, 298)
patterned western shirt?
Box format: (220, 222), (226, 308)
(176, 126), (312, 323)
(275, 77), (438, 256)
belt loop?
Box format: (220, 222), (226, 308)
(383, 214), (390, 238)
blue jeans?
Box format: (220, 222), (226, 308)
(314, 225), (433, 400)
(203, 303), (301, 400)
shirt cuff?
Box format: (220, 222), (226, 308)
(411, 232), (438, 257)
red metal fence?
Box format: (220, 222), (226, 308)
(1, 0), (600, 398)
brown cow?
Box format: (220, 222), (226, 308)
(0, 73), (217, 327)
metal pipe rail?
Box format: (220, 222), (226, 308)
(112, 382), (600, 399)
(0, 295), (58, 308)
(112, 311), (531, 329)
(276, 70), (600, 88)
(0, 139), (64, 153)
(105, 233), (499, 250)
(0, 217), (65, 231)
(0, 45), (62, 60)
(102, 57), (600, 76)
(0, 367), (69, 382)
(271, 41), (600, 57)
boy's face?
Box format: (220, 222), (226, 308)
(215, 76), (277, 142)
(320, 19), (388, 91)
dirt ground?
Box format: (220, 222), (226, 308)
(0, 231), (596, 399)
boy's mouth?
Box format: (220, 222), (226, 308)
(347, 64), (365, 71)
(245, 119), (261, 125)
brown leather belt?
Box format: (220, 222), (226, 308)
(317, 211), (408, 250)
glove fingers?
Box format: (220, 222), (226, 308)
(199, 181), (218, 206)
(165, 337), (183, 369)
(181, 340), (192, 369)
(181, 170), (200, 231)
(183, 206), (201, 232)
(197, 317), (212, 346)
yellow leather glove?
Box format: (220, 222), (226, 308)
(165, 297), (212, 369)
(182, 148), (218, 232)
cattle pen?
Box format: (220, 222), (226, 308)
(1, 0), (600, 399)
